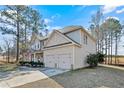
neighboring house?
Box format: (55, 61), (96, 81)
(43, 26), (96, 70)
(28, 32), (48, 62)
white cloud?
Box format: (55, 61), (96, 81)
(46, 26), (62, 31)
(43, 18), (53, 24)
(51, 13), (61, 19)
(77, 5), (86, 12)
(48, 26), (62, 34)
(116, 8), (124, 14)
(102, 5), (119, 14)
(42, 25), (62, 35)
(51, 26), (62, 30)
(90, 10), (97, 15)
(106, 16), (119, 21)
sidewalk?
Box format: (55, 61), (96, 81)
(99, 64), (124, 71)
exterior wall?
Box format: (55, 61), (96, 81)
(73, 30), (96, 69)
(44, 45), (74, 69)
(46, 32), (69, 47)
(66, 30), (81, 44)
(43, 39), (48, 47)
(80, 30), (96, 54)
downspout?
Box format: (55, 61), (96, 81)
(72, 45), (75, 70)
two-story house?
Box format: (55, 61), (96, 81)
(43, 26), (96, 70)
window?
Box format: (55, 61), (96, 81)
(84, 34), (88, 45)
(38, 43), (40, 49)
(40, 41), (44, 49)
(35, 44), (37, 50)
(86, 35), (88, 45)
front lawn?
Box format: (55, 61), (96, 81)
(0, 64), (17, 72)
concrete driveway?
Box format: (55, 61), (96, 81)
(0, 66), (69, 88)
(18, 65), (124, 88)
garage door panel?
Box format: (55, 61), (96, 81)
(45, 53), (72, 69)
(45, 55), (55, 68)
(58, 53), (72, 69)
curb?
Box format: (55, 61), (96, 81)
(99, 64), (124, 71)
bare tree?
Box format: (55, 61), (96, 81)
(90, 9), (103, 53)
(2, 37), (13, 63)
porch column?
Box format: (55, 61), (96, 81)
(34, 53), (36, 61)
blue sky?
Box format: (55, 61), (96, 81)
(31, 5), (124, 31)
(0, 5), (124, 55)
(31, 5), (101, 30)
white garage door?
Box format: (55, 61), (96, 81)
(45, 55), (55, 68)
(45, 53), (72, 69)
(57, 53), (72, 69)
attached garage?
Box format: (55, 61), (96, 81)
(44, 45), (74, 69)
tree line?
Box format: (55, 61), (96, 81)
(0, 5), (48, 63)
(89, 9), (124, 64)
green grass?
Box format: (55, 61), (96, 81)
(0, 64), (17, 72)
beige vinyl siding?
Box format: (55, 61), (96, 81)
(46, 32), (70, 47)
(73, 30), (96, 69)
(66, 30), (81, 44)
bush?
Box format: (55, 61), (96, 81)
(30, 61), (44, 67)
(19, 61), (30, 66)
(86, 52), (104, 67)
(96, 52), (105, 63)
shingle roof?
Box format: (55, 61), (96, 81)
(58, 25), (82, 33)
(58, 25), (96, 42)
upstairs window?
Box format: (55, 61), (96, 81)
(84, 34), (88, 45)
(35, 45), (37, 50)
(38, 43), (40, 49)
(86, 35), (88, 45)
(40, 41), (44, 48)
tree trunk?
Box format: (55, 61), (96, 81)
(23, 24), (27, 61)
(25, 24), (27, 48)
(7, 47), (10, 63)
(16, 9), (20, 63)
(108, 34), (111, 64)
(105, 36), (107, 64)
(110, 32), (113, 64)
(115, 33), (118, 64)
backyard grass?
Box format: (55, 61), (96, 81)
(104, 56), (124, 65)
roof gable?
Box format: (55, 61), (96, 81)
(30, 33), (41, 45)
(44, 30), (74, 47)
(44, 30), (82, 48)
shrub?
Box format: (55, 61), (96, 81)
(19, 61), (30, 66)
(96, 52), (105, 63)
(86, 52), (104, 67)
